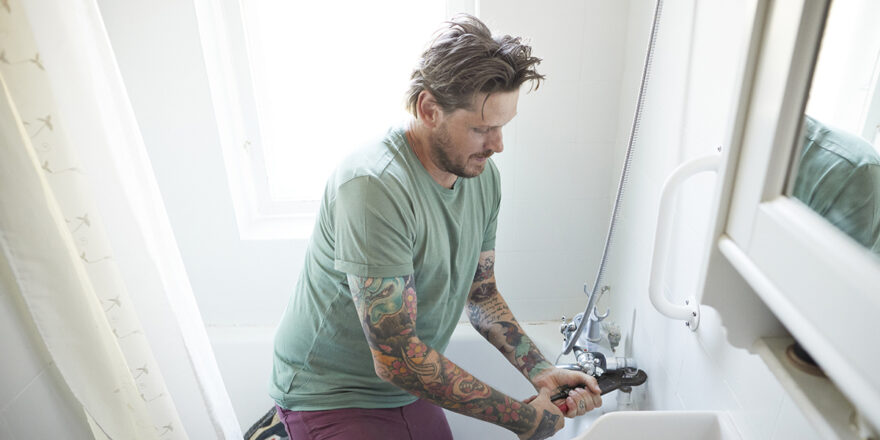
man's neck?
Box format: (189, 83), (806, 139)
(406, 120), (457, 189)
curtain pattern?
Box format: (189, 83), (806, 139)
(0, 0), (185, 438)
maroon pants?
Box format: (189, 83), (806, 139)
(275, 400), (453, 440)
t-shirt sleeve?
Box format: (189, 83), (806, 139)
(481, 161), (501, 252)
(334, 176), (414, 277)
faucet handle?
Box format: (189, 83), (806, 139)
(559, 315), (572, 334)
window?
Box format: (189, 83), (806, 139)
(194, 0), (470, 239)
(803, 0), (880, 152)
(699, 0), (880, 431)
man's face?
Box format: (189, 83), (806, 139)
(427, 89), (519, 178)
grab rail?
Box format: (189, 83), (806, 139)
(648, 153), (721, 331)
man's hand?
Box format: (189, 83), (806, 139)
(518, 389), (564, 440)
(533, 368), (602, 418)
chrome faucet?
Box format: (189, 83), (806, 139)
(557, 287), (641, 385)
(556, 311), (646, 398)
(557, 321), (636, 376)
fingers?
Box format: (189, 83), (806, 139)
(564, 395), (577, 417)
(558, 370), (601, 395)
(584, 375), (602, 395)
(523, 394), (537, 404)
(541, 388), (568, 420)
(564, 391), (584, 417)
(537, 368), (604, 418)
(590, 388), (602, 409)
(562, 387), (602, 417)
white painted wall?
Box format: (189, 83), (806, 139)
(482, 0), (627, 324)
(604, 1), (821, 439)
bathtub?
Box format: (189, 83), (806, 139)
(442, 321), (621, 439)
(215, 322), (741, 439)
(209, 322), (618, 436)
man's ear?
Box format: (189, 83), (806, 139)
(416, 90), (443, 128)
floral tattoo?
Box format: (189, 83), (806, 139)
(348, 273), (541, 435)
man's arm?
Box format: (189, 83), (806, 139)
(347, 274), (562, 440)
(466, 250), (603, 417)
(466, 251), (554, 380)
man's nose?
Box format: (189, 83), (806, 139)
(487, 128), (504, 153)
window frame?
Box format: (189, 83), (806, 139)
(699, 0), (880, 429)
(192, 0), (474, 240)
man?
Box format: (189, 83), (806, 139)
(270, 14), (602, 440)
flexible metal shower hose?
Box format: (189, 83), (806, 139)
(562, 0), (664, 355)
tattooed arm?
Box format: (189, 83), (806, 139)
(466, 250), (554, 381)
(466, 250), (603, 418)
(347, 274), (563, 440)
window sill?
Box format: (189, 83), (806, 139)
(754, 337), (873, 440)
(235, 210), (316, 241)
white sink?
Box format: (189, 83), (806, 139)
(571, 411), (742, 440)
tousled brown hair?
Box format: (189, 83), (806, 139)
(406, 14), (544, 117)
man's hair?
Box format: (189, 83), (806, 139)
(405, 14), (544, 117)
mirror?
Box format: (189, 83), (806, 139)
(790, 0), (880, 255)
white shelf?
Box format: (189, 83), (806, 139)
(754, 337), (865, 440)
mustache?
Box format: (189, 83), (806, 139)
(474, 151), (493, 159)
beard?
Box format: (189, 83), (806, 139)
(428, 123), (492, 179)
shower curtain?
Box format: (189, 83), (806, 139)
(0, 0), (238, 438)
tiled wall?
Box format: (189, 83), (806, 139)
(0, 257), (91, 439)
(603, 1), (822, 439)
(484, 0), (630, 322)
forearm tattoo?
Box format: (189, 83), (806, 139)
(348, 274), (539, 434)
(467, 252), (553, 381)
(527, 410), (561, 440)
(473, 253), (495, 283)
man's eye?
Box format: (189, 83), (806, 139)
(473, 128), (489, 134)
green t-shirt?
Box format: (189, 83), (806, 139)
(270, 125), (501, 410)
(793, 115), (880, 253)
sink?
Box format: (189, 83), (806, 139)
(570, 411), (742, 440)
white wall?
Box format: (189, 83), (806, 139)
(482, 0), (627, 324)
(0, 255), (92, 439)
(604, 1), (821, 439)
